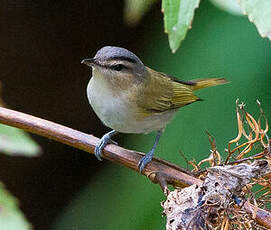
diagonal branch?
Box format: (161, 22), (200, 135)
(0, 107), (200, 188)
(0, 106), (270, 228)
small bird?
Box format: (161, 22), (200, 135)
(81, 46), (227, 172)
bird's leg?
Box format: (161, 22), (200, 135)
(138, 130), (162, 173)
(95, 130), (118, 161)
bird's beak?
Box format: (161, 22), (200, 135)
(81, 58), (96, 67)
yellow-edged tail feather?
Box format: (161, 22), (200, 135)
(190, 78), (228, 91)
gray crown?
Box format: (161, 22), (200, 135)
(94, 46), (143, 66)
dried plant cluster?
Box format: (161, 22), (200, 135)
(162, 100), (271, 230)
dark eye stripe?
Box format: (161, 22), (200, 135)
(111, 64), (124, 71)
(108, 56), (137, 64)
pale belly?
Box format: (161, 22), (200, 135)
(87, 78), (177, 134)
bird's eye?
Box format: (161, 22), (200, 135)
(112, 64), (124, 71)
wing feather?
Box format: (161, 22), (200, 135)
(136, 68), (199, 115)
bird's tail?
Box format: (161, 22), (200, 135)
(190, 78), (228, 91)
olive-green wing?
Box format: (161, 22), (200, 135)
(136, 68), (199, 115)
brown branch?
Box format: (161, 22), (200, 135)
(0, 106), (270, 228)
(0, 107), (200, 188)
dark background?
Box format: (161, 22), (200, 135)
(0, 0), (147, 228)
(0, 1), (271, 230)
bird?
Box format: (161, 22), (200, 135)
(81, 46), (227, 173)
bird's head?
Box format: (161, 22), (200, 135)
(81, 46), (147, 89)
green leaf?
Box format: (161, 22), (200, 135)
(0, 124), (40, 156)
(162, 0), (200, 53)
(0, 182), (32, 230)
(124, 0), (157, 26)
(239, 0), (271, 41)
(209, 0), (242, 15)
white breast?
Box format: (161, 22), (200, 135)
(87, 74), (177, 134)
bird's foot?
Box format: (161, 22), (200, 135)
(138, 130), (162, 173)
(95, 130), (118, 161)
(138, 150), (154, 173)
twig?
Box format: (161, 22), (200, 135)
(0, 107), (199, 189)
(0, 106), (270, 228)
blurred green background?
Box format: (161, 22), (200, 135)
(52, 1), (271, 230)
(0, 0), (270, 230)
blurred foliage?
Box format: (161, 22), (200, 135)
(124, 0), (271, 53)
(52, 165), (165, 230)
(124, 0), (157, 26)
(51, 1), (271, 230)
(162, 0), (200, 53)
(209, 0), (242, 15)
(0, 81), (40, 157)
(0, 78), (40, 229)
(0, 182), (32, 230)
(239, 0), (271, 41)
(0, 124), (40, 156)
